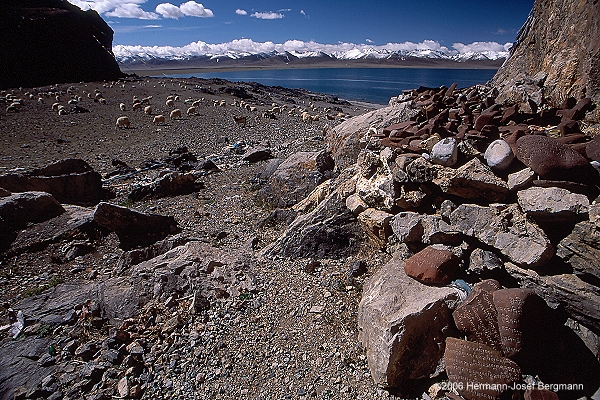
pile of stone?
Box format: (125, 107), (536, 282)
(320, 83), (600, 398)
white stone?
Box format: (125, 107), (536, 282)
(430, 138), (458, 167)
(484, 139), (514, 171)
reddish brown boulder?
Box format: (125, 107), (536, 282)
(500, 105), (519, 124)
(452, 279), (502, 351)
(474, 105), (502, 131)
(404, 246), (460, 285)
(557, 119), (580, 136)
(382, 121), (418, 136)
(492, 288), (549, 358)
(474, 112), (497, 131)
(444, 338), (521, 400)
(515, 134), (598, 184)
(586, 134), (600, 162)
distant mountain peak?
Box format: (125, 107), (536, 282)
(115, 41), (509, 68)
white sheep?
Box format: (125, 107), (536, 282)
(192, 100), (202, 108)
(51, 102), (61, 111)
(166, 99), (175, 107)
(144, 106), (153, 115)
(186, 106), (196, 116)
(132, 102), (143, 111)
(170, 109), (182, 119)
(119, 103), (126, 111)
(153, 115), (165, 125)
(115, 116), (131, 129)
(302, 112), (311, 122)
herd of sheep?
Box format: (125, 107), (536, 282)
(1, 80), (350, 134)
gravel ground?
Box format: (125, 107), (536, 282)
(0, 77), (409, 399)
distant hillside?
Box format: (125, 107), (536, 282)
(0, 0), (124, 89)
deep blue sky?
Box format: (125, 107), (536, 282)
(70, 0), (534, 49)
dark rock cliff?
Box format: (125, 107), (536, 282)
(0, 0), (125, 89)
(492, 0), (600, 122)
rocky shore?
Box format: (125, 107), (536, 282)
(2, 69), (600, 400)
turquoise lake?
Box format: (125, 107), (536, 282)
(158, 67), (499, 105)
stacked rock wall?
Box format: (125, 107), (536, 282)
(325, 84), (600, 397)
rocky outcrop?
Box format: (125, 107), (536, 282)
(0, 0), (124, 89)
(256, 150), (334, 208)
(0, 159), (105, 205)
(6, 204), (98, 257)
(492, 0), (600, 122)
(93, 202), (180, 250)
(260, 173), (363, 259)
(127, 171), (203, 201)
(0, 191), (65, 250)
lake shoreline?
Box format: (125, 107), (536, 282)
(121, 59), (503, 77)
(122, 66), (499, 105)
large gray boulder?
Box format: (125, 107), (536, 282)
(15, 278), (139, 327)
(326, 101), (420, 170)
(433, 158), (508, 202)
(93, 202), (179, 250)
(0, 191), (65, 232)
(517, 186), (589, 222)
(0, 159), (104, 205)
(449, 203), (554, 268)
(0, 338), (57, 400)
(358, 255), (460, 389)
(256, 150), (334, 208)
(0, 191), (65, 250)
(557, 220), (600, 281)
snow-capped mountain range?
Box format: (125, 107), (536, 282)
(114, 39), (510, 66)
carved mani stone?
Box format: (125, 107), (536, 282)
(492, 288), (542, 358)
(445, 338), (521, 400)
(452, 279), (502, 351)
